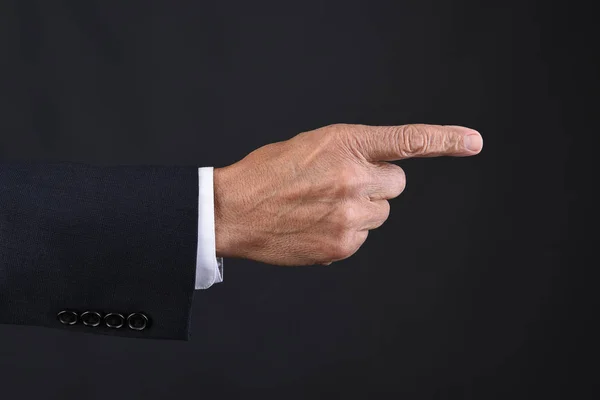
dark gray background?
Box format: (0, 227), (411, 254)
(0, 0), (593, 398)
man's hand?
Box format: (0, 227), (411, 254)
(213, 124), (483, 266)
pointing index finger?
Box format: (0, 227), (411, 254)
(356, 124), (483, 162)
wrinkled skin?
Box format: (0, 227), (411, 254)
(213, 123), (483, 266)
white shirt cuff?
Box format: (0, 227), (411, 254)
(195, 167), (223, 290)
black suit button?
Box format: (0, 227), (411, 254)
(57, 310), (78, 326)
(127, 313), (149, 331)
(81, 311), (102, 327)
(104, 313), (124, 329)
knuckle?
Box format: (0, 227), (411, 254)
(381, 204), (391, 226)
(396, 167), (407, 196)
(370, 201), (390, 230)
(334, 204), (359, 229)
(338, 167), (357, 185)
(372, 162), (406, 199)
(381, 200), (391, 219)
(334, 165), (365, 196)
(386, 164), (406, 197)
(400, 124), (429, 156)
(328, 232), (356, 260)
(327, 123), (351, 135)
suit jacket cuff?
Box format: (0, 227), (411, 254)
(0, 163), (198, 340)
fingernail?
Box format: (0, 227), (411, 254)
(464, 134), (483, 152)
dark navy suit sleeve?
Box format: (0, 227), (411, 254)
(0, 162), (199, 340)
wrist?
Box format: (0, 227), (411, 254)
(213, 166), (239, 259)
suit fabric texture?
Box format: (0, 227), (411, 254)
(0, 162), (198, 340)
